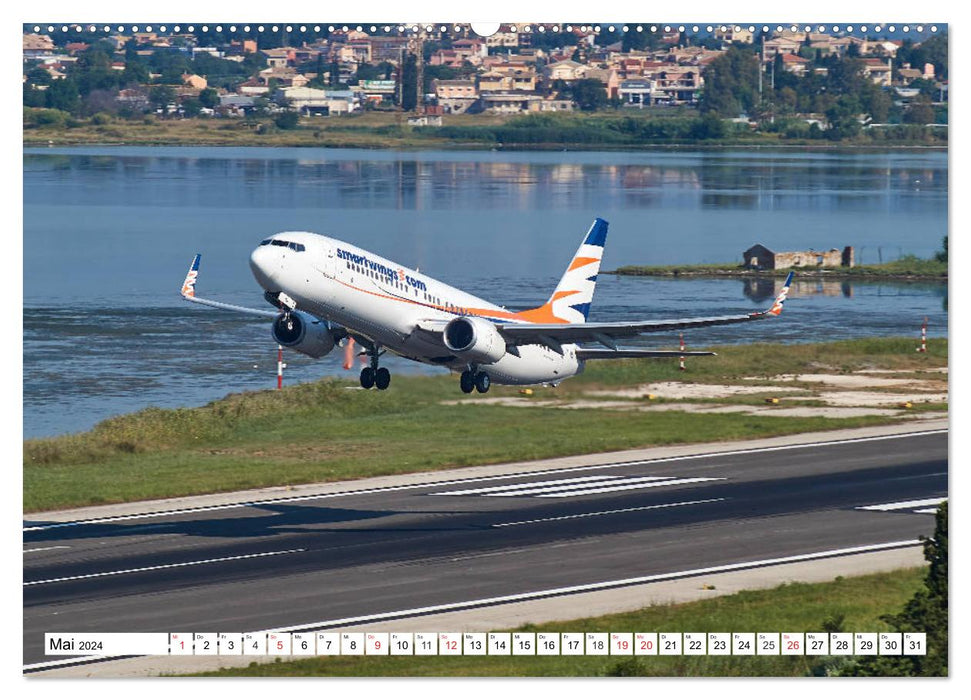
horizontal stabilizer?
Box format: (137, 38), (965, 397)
(179, 254), (278, 317)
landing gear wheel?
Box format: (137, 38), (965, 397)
(359, 367), (375, 389)
(474, 372), (491, 394)
(460, 370), (475, 394)
(375, 367), (391, 390)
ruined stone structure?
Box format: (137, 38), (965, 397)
(743, 244), (854, 270)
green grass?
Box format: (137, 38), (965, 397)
(190, 567), (927, 677)
(23, 338), (946, 513)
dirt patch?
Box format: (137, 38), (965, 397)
(764, 373), (946, 392)
(587, 383), (807, 400)
(442, 397), (929, 420)
(440, 367), (947, 421)
(815, 391), (949, 407)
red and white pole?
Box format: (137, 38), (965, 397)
(917, 317), (927, 353)
(277, 345), (284, 388)
(679, 333), (686, 371)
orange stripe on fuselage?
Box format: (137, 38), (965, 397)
(327, 274), (572, 326)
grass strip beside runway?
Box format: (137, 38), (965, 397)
(24, 337), (947, 512)
(191, 567), (927, 677)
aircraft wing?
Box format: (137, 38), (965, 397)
(180, 254), (279, 318)
(496, 272), (794, 349)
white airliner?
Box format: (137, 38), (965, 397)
(181, 218), (793, 393)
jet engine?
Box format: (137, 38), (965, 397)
(443, 316), (506, 364)
(271, 311), (336, 359)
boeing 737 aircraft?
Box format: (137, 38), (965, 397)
(181, 218), (793, 393)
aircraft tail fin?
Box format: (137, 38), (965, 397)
(181, 254), (201, 298)
(518, 218), (607, 324)
(765, 271), (795, 316)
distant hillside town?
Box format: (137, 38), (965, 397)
(22, 23), (948, 135)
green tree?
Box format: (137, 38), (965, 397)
(121, 61), (149, 85)
(23, 84), (47, 108)
(570, 78), (608, 111)
(400, 53), (418, 111)
(905, 97), (935, 125)
(621, 27), (662, 52)
(274, 111), (300, 129)
(825, 94), (863, 140)
(700, 46), (759, 117)
(842, 501), (947, 676)
(861, 85), (892, 123)
(45, 78), (80, 113)
(25, 67), (52, 86)
(182, 97), (203, 117)
(935, 236), (947, 263)
(149, 85), (176, 112)
(198, 88), (219, 109)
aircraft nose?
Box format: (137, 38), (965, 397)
(249, 244), (278, 288)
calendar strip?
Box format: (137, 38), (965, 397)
(43, 631), (927, 657)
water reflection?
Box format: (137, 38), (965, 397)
(25, 148), (946, 219)
(743, 277), (855, 302)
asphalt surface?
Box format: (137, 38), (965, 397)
(23, 428), (947, 668)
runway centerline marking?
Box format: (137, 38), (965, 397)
(23, 546), (71, 554)
(492, 498), (726, 527)
(23, 429), (946, 532)
(23, 548), (306, 587)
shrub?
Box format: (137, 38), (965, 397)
(274, 111), (300, 130)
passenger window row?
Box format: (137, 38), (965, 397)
(340, 260), (468, 314)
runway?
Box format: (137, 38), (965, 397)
(23, 425), (947, 669)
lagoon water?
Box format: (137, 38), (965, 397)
(23, 147), (947, 437)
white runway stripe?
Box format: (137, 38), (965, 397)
(857, 497), (946, 512)
(431, 474), (644, 497)
(433, 473), (723, 498)
(536, 477), (724, 498)
(23, 546), (71, 554)
(492, 498), (726, 527)
(484, 476), (719, 497)
(23, 548), (306, 587)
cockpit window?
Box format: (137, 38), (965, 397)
(265, 239), (305, 252)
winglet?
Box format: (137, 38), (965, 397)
(181, 254), (201, 299)
(765, 271), (794, 316)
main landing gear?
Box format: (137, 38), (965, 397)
(460, 368), (491, 394)
(359, 346), (391, 390)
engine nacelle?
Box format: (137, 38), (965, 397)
(443, 316), (506, 365)
(272, 311), (336, 359)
